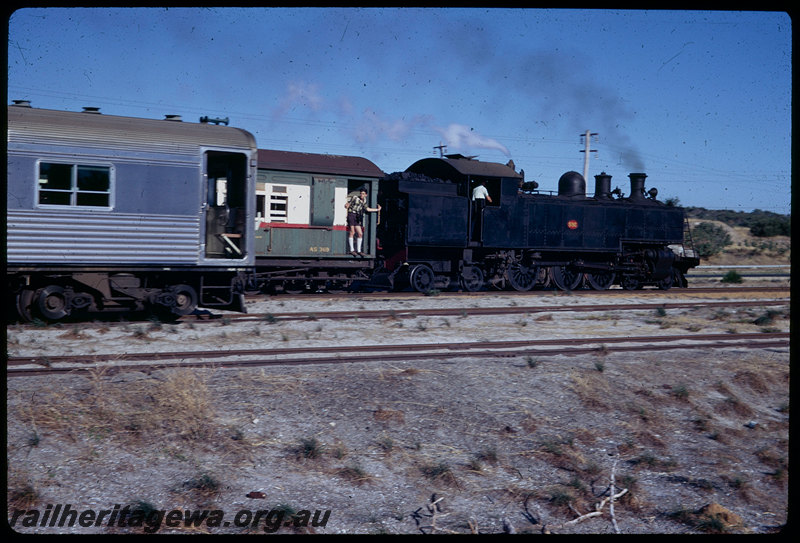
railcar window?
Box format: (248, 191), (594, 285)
(38, 162), (111, 208)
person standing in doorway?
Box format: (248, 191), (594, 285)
(345, 188), (381, 256)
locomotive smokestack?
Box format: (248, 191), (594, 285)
(594, 172), (612, 200)
(628, 172), (647, 201)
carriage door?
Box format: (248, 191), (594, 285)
(205, 151), (248, 259)
(311, 177), (336, 226)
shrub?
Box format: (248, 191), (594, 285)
(749, 216), (790, 237)
(691, 222), (732, 257)
(721, 270), (743, 284)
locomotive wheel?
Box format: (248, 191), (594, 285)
(506, 263), (537, 292)
(169, 284), (198, 316)
(409, 264), (435, 293)
(36, 285), (70, 321)
(15, 289), (36, 323)
(585, 271), (616, 291)
(324, 279), (351, 293)
(550, 266), (583, 291)
(282, 279), (306, 295)
(621, 275), (643, 290)
(657, 272), (674, 290)
(673, 268), (688, 288)
(459, 266), (484, 292)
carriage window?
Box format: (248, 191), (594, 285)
(38, 162), (112, 208)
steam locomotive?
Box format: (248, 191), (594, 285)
(371, 155), (699, 293)
(7, 102), (699, 322)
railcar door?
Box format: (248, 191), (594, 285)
(311, 177), (336, 226)
(204, 151), (249, 259)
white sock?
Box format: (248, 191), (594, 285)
(348, 237), (354, 252)
(356, 237), (363, 253)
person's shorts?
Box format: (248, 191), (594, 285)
(347, 212), (363, 227)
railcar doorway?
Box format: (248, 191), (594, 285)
(205, 151), (249, 259)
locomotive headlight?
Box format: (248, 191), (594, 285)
(567, 220), (579, 230)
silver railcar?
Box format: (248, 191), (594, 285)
(7, 102), (257, 321)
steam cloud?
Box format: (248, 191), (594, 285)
(434, 123), (510, 157)
(272, 81), (508, 158)
(271, 40), (645, 173)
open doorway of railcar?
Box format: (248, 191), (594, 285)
(204, 151), (249, 259)
(345, 179), (379, 255)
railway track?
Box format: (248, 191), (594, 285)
(209, 298), (789, 324)
(7, 332), (790, 377)
(249, 285), (789, 301)
(8, 295), (789, 331)
(6, 286), (788, 328)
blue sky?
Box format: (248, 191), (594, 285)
(7, 7), (792, 214)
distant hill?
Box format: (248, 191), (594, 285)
(684, 207), (790, 237)
(684, 209), (791, 266)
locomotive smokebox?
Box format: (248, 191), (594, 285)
(558, 171), (586, 198)
(594, 172), (612, 200)
(628, 172), (647, 201)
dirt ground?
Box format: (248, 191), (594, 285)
(6, 286), (790, 534)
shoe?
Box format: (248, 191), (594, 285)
(350, 251), (359, 257)
(358, 252), (366, 257)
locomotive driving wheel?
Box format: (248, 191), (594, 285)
(550, 265), (583, 291)
(409, 264), (435, 293)
(506, 262), (537, 292)
(585, 270), (616, 291)
(459, 265), (484, 292)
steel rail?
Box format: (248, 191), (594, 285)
(7, 332), (789, 377)
(201, 299), (788, 324)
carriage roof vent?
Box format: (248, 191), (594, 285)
(164, 114), (183, 121)
(199, 115), (229, 125)
(11, 100), (32, 107)
(82, 106), (101, 114)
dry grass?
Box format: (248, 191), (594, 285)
(15, 367), (254, 459)
(373, 407), (406, 424)
(569, 370), (612, 411)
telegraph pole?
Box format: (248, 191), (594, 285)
(434, 142), (447, 157)
(580, 130), (598, 180)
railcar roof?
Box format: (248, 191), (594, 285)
(257, 149), (385, 178)
(406, 156), (522, 180)
(7, 104), (257, 151)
